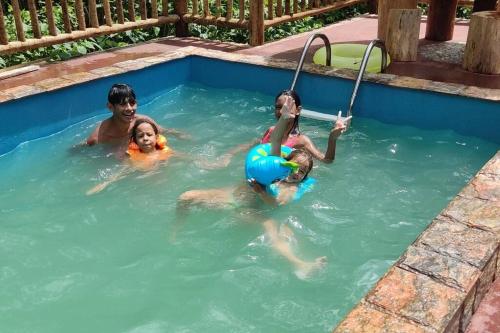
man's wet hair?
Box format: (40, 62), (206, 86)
(108, 84), (136, 105)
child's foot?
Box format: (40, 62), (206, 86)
(295, 256), (327, 280)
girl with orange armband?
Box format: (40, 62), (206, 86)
(87, 119), (175, 195)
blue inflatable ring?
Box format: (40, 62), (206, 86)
(245, 143), (294, 186)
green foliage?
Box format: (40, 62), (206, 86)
(0, 2), (373, 69)
(456, 6), (472, 19)
(0, 2), (168, 68)
(190, 4), (368, 43)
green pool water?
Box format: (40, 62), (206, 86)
(0, 85), (497, 332)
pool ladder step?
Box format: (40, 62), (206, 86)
(291, 33), (389, 123)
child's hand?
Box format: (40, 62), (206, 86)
(280, 95), (298, 120)
(331, 112), (352, 139)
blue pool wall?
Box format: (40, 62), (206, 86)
(190, 56), (500, 144)
(0, 55), (498, 155)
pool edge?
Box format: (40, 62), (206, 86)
(333, 150), (499, 333)
(0, 47), (499, 103)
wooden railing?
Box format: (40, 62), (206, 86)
(0, 0), (367, 54)
(0, 0), (180, 54)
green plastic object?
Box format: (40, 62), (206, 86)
(313, 43), (391, 74)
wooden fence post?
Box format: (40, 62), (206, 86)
(250, 0), (264, 46)
(0, 0), (8, 45)
(174, 0), (189, 37)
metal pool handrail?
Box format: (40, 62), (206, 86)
(347, 39), (388, 119)
(299, 39), (388, 125)
(290, 33), (331, 91)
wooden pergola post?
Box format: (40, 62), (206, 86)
(174, 0), (188, 37)
(249, 0), (264, 46)
(472, 0), (498, 12)
(367, 0), (378, 14)
(425, 0), (459, 41)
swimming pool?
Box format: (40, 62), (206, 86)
(0, 54), (498, 332)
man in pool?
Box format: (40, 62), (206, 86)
(86, 83), (188, 146)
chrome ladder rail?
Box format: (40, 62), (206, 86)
(290, 33), (331, 91)
(347, 39), (388, 119)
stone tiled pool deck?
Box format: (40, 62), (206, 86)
(0, 15), (498, 333)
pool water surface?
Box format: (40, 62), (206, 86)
(0, 84), (497, 332)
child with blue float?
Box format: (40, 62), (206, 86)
(216, 89), (348, 168)
(178, 95), (323, 207)
(264, 89), (348, 163)
(176, 95), (347, 277)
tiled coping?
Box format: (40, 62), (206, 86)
(334, 150), (499, 333)
(1, 47), (500, 102)
(1, 47), (499, 332)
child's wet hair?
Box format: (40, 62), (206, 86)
(275, 89), (301, 135)
(108, 84), (136, 105)
(131, 119), (159, 143)
(286, 148), (313, 178)
(275, 89), (302, 108)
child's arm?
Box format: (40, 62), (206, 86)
(269, 96), (297, 156)
(86, 166), (132, 195)
(300, 113), (350, 163)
